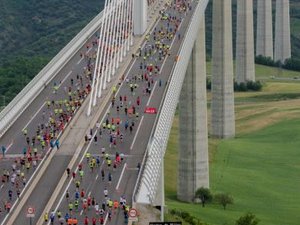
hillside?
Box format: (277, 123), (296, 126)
(0, 0), (299, 106)
(0, 0), (103, 60)
(0, 0), (103, 105)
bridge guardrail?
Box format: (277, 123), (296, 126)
(134, 0), (209, 204)
(0, 10), (104, 138)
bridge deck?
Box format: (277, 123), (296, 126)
(0, 0), (196, 224)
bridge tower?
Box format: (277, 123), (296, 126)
(132, 0), (148, 35)
(256, 0), (273, 59)
(211, 0), (235, 138)
(274, 0), (291, 63)
(178, 17), (209, 202)
(236, 0), (255, 83)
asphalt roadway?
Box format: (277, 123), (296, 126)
(0, 0), (197, 224)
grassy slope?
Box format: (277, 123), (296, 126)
(206, 62), (300, 79)
(164, 68), (300, 225)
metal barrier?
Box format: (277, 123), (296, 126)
(0, 10), (105, 138)
(134, 0), (209, 204)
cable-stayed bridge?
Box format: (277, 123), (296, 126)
(0, 0), (291, 224)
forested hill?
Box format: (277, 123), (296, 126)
(0, 0), (104, 104)
(0, 0), (103, 60)
(0, 0), (299, 106)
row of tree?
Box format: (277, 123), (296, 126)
(169, 209), (207, 225)
(255, 55), (300, 72)
(206, 79), (263, 92)
(195, 187), (233, 209)
(193, 187), (260, 225)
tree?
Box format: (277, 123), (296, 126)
(215, 193), (233, 210)
(195, 187), (213, 207)
(236, 213), (260, 225)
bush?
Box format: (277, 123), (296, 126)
(195, 187), (213, 207)
(214, 193), (233, 210)
(236, 213), (260, 225)
(234, 81), (262, 92)
(208, 79), (262, 92)
(206, 78), (211, 90)
(283, 58), (300, 71)
(168, 209), (207, 225)
(255, 55), (300, 72)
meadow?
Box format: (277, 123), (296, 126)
(164, 68), (300, 225)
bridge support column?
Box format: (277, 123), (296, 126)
(211, 0), (235, 138)
(256, 0), (273, 59)
(274, 0), (291, 63)
(177, 17), (209, 202)
(132, 0), (148, 35)
(236, 0), (255, 83)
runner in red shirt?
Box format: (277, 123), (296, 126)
(99, 216), (104, 225)
(84, 216), (89, 225)
(92, 217), (97, 225)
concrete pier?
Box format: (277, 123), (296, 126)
(256, 0), (273, 59)
(211, 0), (235, 138)
(236, 0), (255, 83)
(178, 17), (209, 202)
(274, 0), (291, 63)
(133, 0), (148, 35)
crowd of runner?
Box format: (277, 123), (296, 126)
(0, 0), (192, 223)
(42, 0), (192, 224)
(0, 29), (97, 219)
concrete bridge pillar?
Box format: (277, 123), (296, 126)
(178, 17), (209, 202)
(256, 0), (273, 59)
(236, 0), (255, 83)
(133, 0), (148, 35)
(211, 0), (235, 138)
(274, 0), (291, 63)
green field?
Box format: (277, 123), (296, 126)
(206, 62), (300, 79)
(164, 74), (300, 224)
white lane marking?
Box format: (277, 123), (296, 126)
(115, 163), (126, 191)
(96, 174), (99, 180)
(130, 116), (144, 150)
(146, 81), (157, 106)
(87, 47), (93, 54)
(0, 184), (3, 190)
(58, 71), (72, 89)
(4, 140), (14, 154)
(22, 102), (45, 131)
(7, 141), (13, 150)
(77, 57), (84, 65)
(103, 213), (109, 225)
